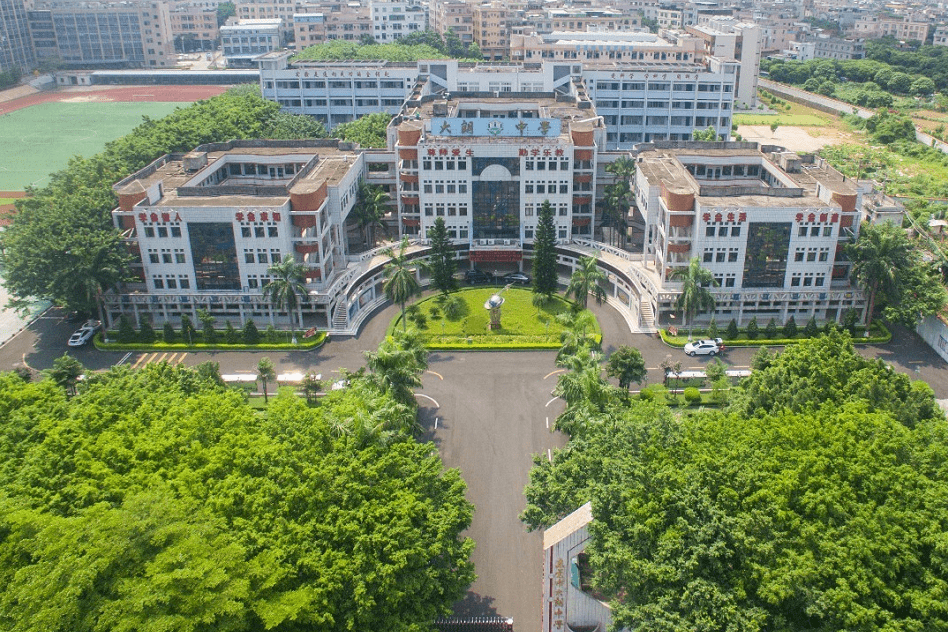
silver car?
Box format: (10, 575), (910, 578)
(683, 338), (723, 356)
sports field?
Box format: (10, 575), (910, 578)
(0, 101), (182, 191)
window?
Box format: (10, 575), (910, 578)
(179, 278), (190, 289)
(725, 277), (735, 287)
(703, 251), (713, 263)
(157, 227), (168, 238)
(731, 226), (741, 237)
(245, 252), (255, 263)
(716, 251), (726, 262)
(791, 276), (801, 287)
(819, 250), (829, 262)
(424, 183), (433, 193)
(810, 226), (821, 236)
(728, 250), (738, 262)
(823, 226), (833, 237)
(241, 226), (251, 238)
(257, 252), (268, 264)
(255, 227), (265, 238)
(166, 278), (177, 289)
(807, 251), (817, 262)
(144, 226), (155, 238)
(798, 226), (808, 237)
(795, 251), (804, 262)
(718, 226), (728, 237)
(268, 226), (279, 238)
(149, 253), (159, 263)
(706, 226), (716, 237)
(153, 278), (164, 289)
(162, 253), (172, 264)
(171, 226), (181, 238)
(525, 184), (534, 193)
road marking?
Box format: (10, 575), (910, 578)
(156, 352), (169, 364)
(426, 370), (444, 380)
(547, 448), (552, 462)
(434, 417), (439, 429)
(416, 393), (440, 407)
(545, 396), (561, 408)
(545, 416), (549, 429)
(167, 353), (178, 364)
(116, 352), (132, 366)
(543, 368), (566, 380)
(131, 353), (152, 369)
(177, 353), (187, 365)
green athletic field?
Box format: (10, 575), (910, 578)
(0, 101), (182, 191)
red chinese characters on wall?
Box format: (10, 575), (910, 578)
(139, 211), (182, 223)
(235, 211), (282, 222)
(795, 212), (840, 223)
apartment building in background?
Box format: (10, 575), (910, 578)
(0, 0), (35, 73)
(429, 0), (473, 47)
(369, 0), (425, 43)
(853, 14), (930, 42)
(472, 1), (508, 61)
(293, 3), (372, 48)
(221, 18), (283, 66)
(169, 4), (220, 51)
(27, 0), (175, 68)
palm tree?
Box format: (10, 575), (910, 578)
(365, 329), (429, 408)
(382, 238), (420, 331)
(256, 357), (277, 404)
(846, 221), (914, 331)
(671, 257), (717, 339)
(353, 180), (390, 248)
(263, 255), (308, 344)
(566, 254), (607, 309)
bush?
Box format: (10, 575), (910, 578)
(783, 316), (798, 339)
(843, 308), (860, 335)
(265, 325), (280, 343)
(224, 321), (239, 344)
(163, 322), (177, 344)
(746, 317), (759, 340)
(765, 318), (778, 339)
(428, 307), (441, 320)
(139, 320), (156, 344)
(683, 387), (702, 405)
(442, 294), (466, 321)
(711, 376), (730, 405)
(640, 384), (667, 402)
(410, 311), (428, 329)
(181, 315), (197, 345)
(117, 315), (136, 343)
(243, 319), (260, 344)
(708, 317), (718, 339)
(804, 316), (819, 338)
(725, 319), (739, 340)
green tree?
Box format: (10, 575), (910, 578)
(382, 238), (421, 331)
(263, 254), (308, 344)
(707, 316), (718, 339)
(263, 110), (328, 139)
(847, 221), (948, 329)
(691, 125), (719, 141)
(162, 321), (176, 344)
(197, 308), (216, 344)
(746, 316), (759, 339)
(889, 71), (913, 93)
(48, 354), (83, 397)
(606, 346), (647, 391)
(804, 315), (819, 337)
(426, 217), (457, 294)
(566, 254), (606, 309)
(224, 320), (239, 344)
(911, 76), (936, 96)
(256, 356), (277, 404)
(331, 112), (392, 148)
(365, 328), (429, 409)
(602, 156), (635, 248)
(216, 1), (235, 25)
(782, 315), (797, 338)
(725, 318), (739, 340)
(764, 317), (778, 339)
(117, 314), (136, 343)
(671, 257), (717, 338)
(532, 200), (558, 296)
(301, 372), (322, 405)
(352, 180), (390, 248)
(180, 314), (197, 345)
(139, 319), (156, 343)
(242, 319), (260, 344)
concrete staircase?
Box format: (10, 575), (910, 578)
(640, 298), (656, 332)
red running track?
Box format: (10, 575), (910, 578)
(0, 84), (232, 114)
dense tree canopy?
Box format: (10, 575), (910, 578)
(1, 86), (321, 315)
(292, 30), (480, 62)
(331, 112), (392, 148)
(0, 361), (474, 632)
(523, 333), (948, 632)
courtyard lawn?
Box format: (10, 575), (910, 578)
(732, 113), (831, 127)
(0, 101), (182, 191)
(391, 287), (602, 349)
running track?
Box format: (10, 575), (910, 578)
(0, 84), (232, 115)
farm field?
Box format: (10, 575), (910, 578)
(0, 101), (182, 191)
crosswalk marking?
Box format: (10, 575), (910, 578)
(128, 351), (189, 370)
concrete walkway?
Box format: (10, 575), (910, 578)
(0, 279), (49, 348)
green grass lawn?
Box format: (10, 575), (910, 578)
(0, 197), (17, 205)
(733, 113), (831, 126)
(391, 288), (601, 348)
(0, 101), (182, 191)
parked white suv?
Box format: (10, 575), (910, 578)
(67, 320), (101, 347)
(683, 338), (724, 356)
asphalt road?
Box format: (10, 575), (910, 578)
(2, 304), (947, 632)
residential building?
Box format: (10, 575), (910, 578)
(221, 18), (283, 67)
(853, 15), (930, 42)
(473, 1), (508, 61)
(687, 17), (761, 109)
(169, 4), (220, 52)
(516, 8), (639, 35)
(369, 0), (425, 43)
(787, 36), (864, 61)
(293, 3), (371, 48)
(28, 0), (175, 69)
(934, 25), (948, 47)
(0, 0), (35, 73)
(429, 0), (473, 46)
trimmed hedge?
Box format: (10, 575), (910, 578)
(93, 331), (327, 352)
(659, 322), (892, 347)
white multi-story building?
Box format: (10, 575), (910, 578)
(221, 18), (283, 67)
(258, 53), (738, 149)
(369, 0), (425, 43)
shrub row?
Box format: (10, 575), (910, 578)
(95, 331), (327, 352)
